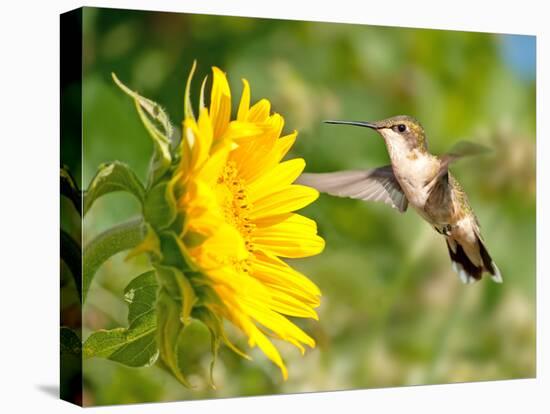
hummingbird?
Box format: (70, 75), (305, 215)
(298, 115), (502, 284)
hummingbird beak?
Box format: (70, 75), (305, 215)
(324, 120), (379, 130)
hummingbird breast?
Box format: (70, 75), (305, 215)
(391, 151), (463, 227)
(391, 151), (440, 210)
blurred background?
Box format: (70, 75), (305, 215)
(73, 6), (535, 405)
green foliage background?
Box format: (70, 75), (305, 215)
(71, 7), (535, 405)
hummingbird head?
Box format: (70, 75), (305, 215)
(324, 115), (428, 154)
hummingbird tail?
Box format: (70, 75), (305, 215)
(478, 236), (503, 283)
(446, 237), (502, 284)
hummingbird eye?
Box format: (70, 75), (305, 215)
(397, 124), (407, 133)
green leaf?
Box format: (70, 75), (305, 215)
(61, 327), (81, 357)
(124, 271), (158, 323)
(155, 265), (197, 324)
(84, 161), (145, 216)
(83, 219), (145, 303)
(192, 307), (220, 388)
(112, 73), (174, 143)
(193, 305), (250, 388)
(156, 289), (192, 387)
(112, 73), (175, 186)
(154, 265), (199, 387)
(143, 180), (178, 230)
(158, 230), (196, 271)
(60, 165), (82, 216)
(83, 271), (159, 367)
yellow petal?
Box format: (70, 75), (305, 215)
(265, 113), (284, 139)
(246, 99), (270, 123)
(235, 281), (318, 320)
(247, 321), (288, 380)
(250, 185), (319, 220)
(250, 251), (321, 299)
(212, 285), (290, 377)
(247, 158), (306, 202)
(210, 67), (231, 138)
(237, 79), (250, 121)
(182, 118), (198, 168)
(181, 180), (223, 236)
(228, 115), (283, 181)
(265, 289), (319, 319)
(200, 223), (249, 264)
(197, 108), (214, 145)
(252, 213), (325, 258)
(275, 131), (297, 161)
(240, 299), (316, 349)
(230, 134), (277, 182)
(192, 108), (214, 169)
(182, 108), (215, 174)
(192, 223), (249, 272)
(197, 143), (230, 186)
(223, 121), (266, 143)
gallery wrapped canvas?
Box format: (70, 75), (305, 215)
(60, 6), (536, 407)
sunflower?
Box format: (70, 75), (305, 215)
(172, 66), (325, 379)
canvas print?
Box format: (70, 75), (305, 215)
(60, 6), (536, 406)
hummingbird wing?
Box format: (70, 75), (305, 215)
(297, 166), (408, 212)
(446, 140), (492, 160)
(436, 140), (492, 181)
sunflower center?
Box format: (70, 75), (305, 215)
(216, 161), (256, 270)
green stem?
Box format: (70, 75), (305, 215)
(82, 218), (145, 303)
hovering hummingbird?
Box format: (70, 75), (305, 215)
(298, 115), (502, 284)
